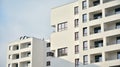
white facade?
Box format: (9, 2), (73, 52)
(51, 0), (120, 67)
(7, 37), (51, 67)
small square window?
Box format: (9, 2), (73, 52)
(46, 61), (51, 66)
(47, 43), (51, 47)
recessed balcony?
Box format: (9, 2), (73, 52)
(12, 63), (18, 67)
(20, 61), (31, 67)
(13, 45), (19, 51)
(90, 24), (101, 34)
(105, 50), (120, 61)
(21, 51), (31, 58)
(90, 53), (102, 63)
(107, 35), (120, 46)
(105, 5), (120, 17)
(12, 54), (19, 60)
(104, 20), (120, 31)
(20, 42), (31, 49)
(89, 0), (100, 7)
(89, 10), (102, 21)
(90, 38), (103, 49)
(103, 0), (114, 3)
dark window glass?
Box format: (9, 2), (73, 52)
(116, 22), (120, 29)
(47, 43), (51, 47)
(46, 61), (50, 66)
(58, 47), (67, 57)
(93, 0), (100, 6)
(94, 40), (103, 48)
(94, 27), (101, 33)
(116, 37), (120, 44)
(115, 8), (120, 14)
(94, 13), (102, 19)
(117, 52), (120, 59)
(47, 52), (54, 57)
(95, 55), (102, 62)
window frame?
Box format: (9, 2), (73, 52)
(58, 47), (68, 57)
(83, 55), (88, 65)
(75, 58), (79, 67)
(75, 45), (79, 54)
(82, 14), (87, 23)
(83, 41), (88, 50)
(75, 32), (79, 41)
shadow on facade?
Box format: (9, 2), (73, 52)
(51, 57), (99, 67)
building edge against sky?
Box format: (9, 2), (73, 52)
(51, 0), (120, 67)
(7, 0), (120, 67)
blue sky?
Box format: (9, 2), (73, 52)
(0, 0), (75, 67)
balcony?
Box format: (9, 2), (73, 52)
(13, 45), (19, 51)
(90, 53), (102, 63)
(105, 5), (120, 17)
(105, 50), (120, 61)
(20, 42), (31, 49)
(103, 0), (114, 3)
(12, 54), (19, 60)
(90, 24), (101, 34)
(20, 61), (31, 67)
(89, 10), (102, 21)
(90, 38), (103, 49)
(12, 63), (18, 67)
(21, 51), (31, 58)
(89, 0), (100, 7)
(107, 35), (120, 46)
(104, 20), (120, 31)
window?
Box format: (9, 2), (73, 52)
(94, 40), (103, 48)
(75, 58), (79, 67)
(82, 14), (87, 22)
(58, 47), (67, 57)
(94, 27), (101, 33)
(8, 55), (11, 59)
(75, 45), (79, 54)
(8, 64), (10, 67)
(16, 54), (19, 59)
(116, 22), (120, 29)
(83, 55), (88, 65)
(117, 52), (120, 59)
(94, 13), (102, 19)
(57, 22), (67, 32)
(9, 46), (11, 50)
(116, 37), (120, 44)
(74, 6), (79, 15)
(82, 0), (87, 9)
(83, 27), (87, 36)
(15, 64), (18, 67)
(46, 61), (50, 66)
(47, 43), (51, 47)
(93, 0), (100, 6)
(115, 8), (120, 14)
(74, 19), (79, 27)
(95, 55), (102, 62)
(83, 41), (88, 50)
(75, 32), (79, 41)
(47, 52), (54, 57)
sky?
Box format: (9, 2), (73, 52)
(0, 0), (76, 67)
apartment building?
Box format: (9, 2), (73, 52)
(7, 36), (51, 67)
(51, 0), (120, 67)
